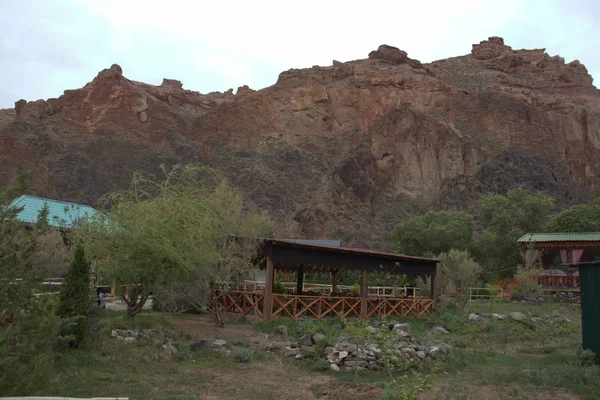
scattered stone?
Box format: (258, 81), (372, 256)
(468, 313), (485, 325)
(285, 347), (301, 357)
(295, 353), (303, 360)
(312, 333), (326, 344)
(366, 326), (378, 335)
(115, 329), (128, 337)
(110, 330), (118, 338)
(492, 313), (506, 320)
(212, 339), (227, 349)
(300, 345), (314, 352)
(116, 336), (124, 341)
(330, 363), (340, 372)
(416, 351), (426, 359)
(124, 337), (135, 343)
(531, 317), (543, 323)
(427, 326), (450, 335)
(190, 338), (212, 351)
(521, 369), (534, 377)
(166, 329), (177, 338)
(509, 312), (527, 322)
(163, 342), (178, 355)
(394, 323), (411, 333)
(298, 334), (313, 347)
(127, 329), (138, 338)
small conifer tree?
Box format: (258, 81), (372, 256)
(57, 245), (91, 346)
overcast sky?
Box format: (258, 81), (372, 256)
(1, 0), (598, 109)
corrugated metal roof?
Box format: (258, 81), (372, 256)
(269, 239), (438, 263)
(9, 195), (100, 228)
(517, 232), (600, 243)
(277, 238), (342, 247)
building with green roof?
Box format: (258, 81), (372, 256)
(518, 232), (600, 276)
(8, 195), (101, 229)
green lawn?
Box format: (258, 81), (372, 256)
(7, 301), (600, 400)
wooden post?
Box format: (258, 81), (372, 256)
(331, 270), (338, 295)
(360, 269), (368, 318)
(264, 257), (274, 322)
(296, 265), (304, 295)
(430, 274), (436, 304)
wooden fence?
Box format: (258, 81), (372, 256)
(216, 290), (434, 319)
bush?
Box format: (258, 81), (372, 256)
(349, 283), (360, 296)
(57, 245), (91, 347)
(232, 347), (254, 363)
(435, 250), (481, 298)
(273, 280), (287, 294)
(311, 359), (330, 372)
(511, 267), (542, 300)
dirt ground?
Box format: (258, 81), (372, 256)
(165, 313), (384, 400)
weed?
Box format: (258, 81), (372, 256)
(311, 359), (330, 372)
(229, 338), (247, 347)
(232, 347), (254, 363)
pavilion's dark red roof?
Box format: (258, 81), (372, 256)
(269, 239), (438, 264)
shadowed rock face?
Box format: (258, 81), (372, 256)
(1, 37), (599, 249)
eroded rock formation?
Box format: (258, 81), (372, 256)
(1, 37), (599, 249)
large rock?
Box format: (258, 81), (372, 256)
(190, 338), (212, 351)
(468, 313), (485, 325)
(163, 342), (178, 355)
(212, 339), (227, 349)
(508, 312), (527, 322)
(312, 333), (326, 344)
(298, 334), (313, 347)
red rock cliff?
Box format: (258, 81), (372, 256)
(1, 38), (599, 249)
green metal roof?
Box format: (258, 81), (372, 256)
(517, 232), (600, 243)
(9, 195), (100, 228)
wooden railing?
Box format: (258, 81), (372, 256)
(241, 281), (419, 298)
(216, 290), (434, 319)
(533, 274), (579, 288)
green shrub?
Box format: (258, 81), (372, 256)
(232, 347), (254, 363)
(273, 280), (287, 294)
(349, 283), (360, 296)
(512, 267), (542, 300)
(175, 344), (193, 362)
(311, 359), (330, 372)
(577, 349), (596, 366)
(57, 246), (91, 347)
(275, 325), (289, 336)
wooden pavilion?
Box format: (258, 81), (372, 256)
(218, 239), (438, 321)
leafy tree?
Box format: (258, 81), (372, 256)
(546, 198), (600, 232)
(1, 171), (59, 394)
(436, 249), (481, 297)
(84, 165), (273, 321)
(477, 188), (554, 235)
(56, 245), (91, 346)
(391, 211), (474, 256)
(36, 202), (50, 233)
(473, 188), (554, 280)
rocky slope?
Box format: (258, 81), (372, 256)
(1, 37), (599, 249)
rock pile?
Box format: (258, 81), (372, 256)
(110, 328), (175, 343)
(284, 324), (451, 372)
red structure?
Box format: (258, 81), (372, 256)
(518, 233), (600, 289)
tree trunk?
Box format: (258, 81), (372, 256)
(211, 283), (223, 326)
(122, 288), (149, 319)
